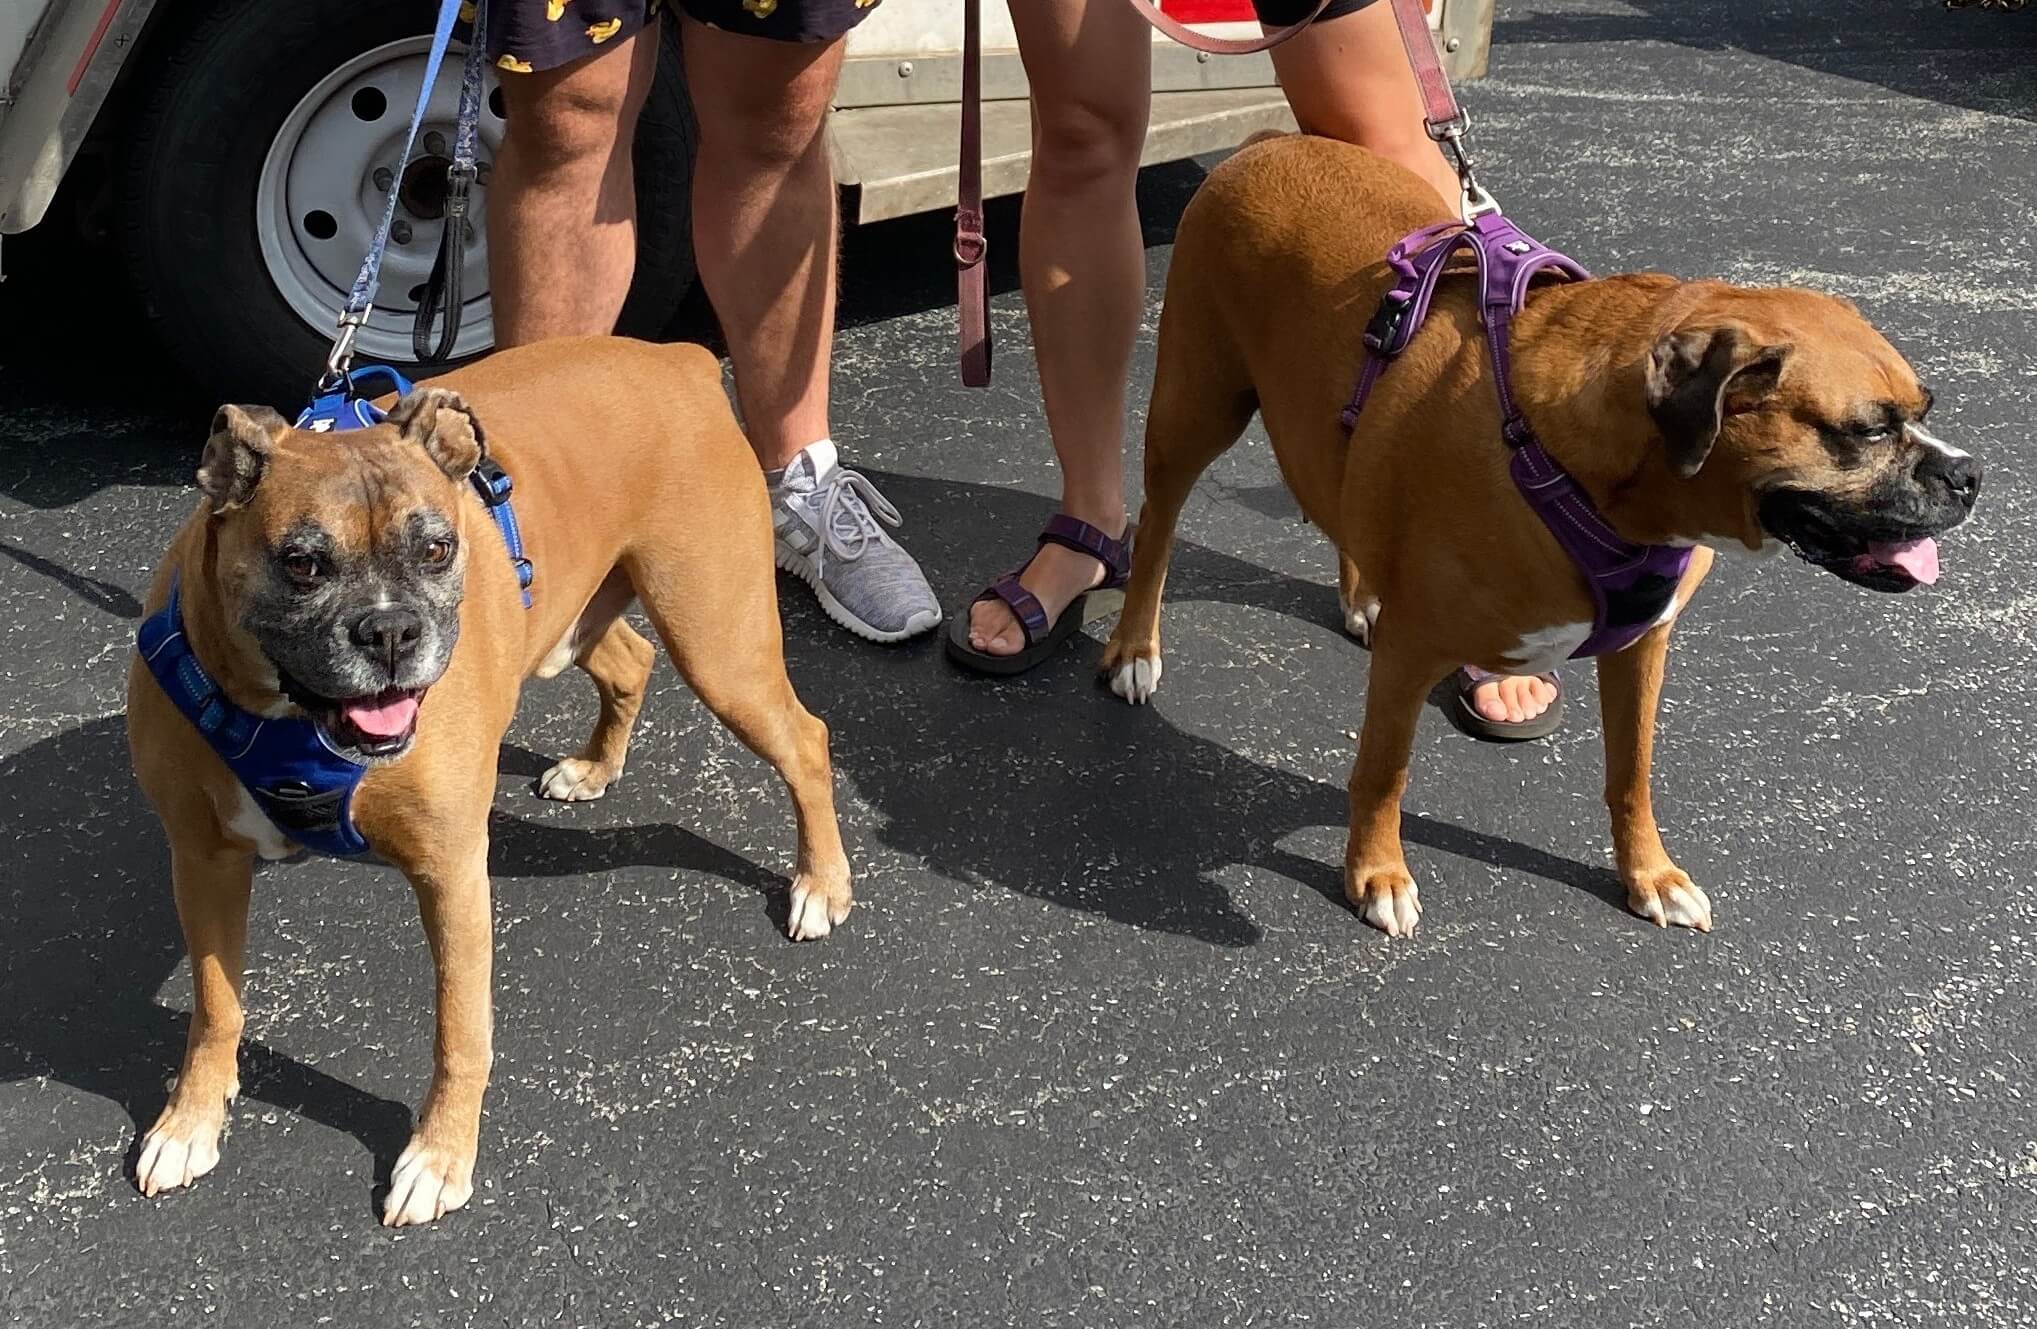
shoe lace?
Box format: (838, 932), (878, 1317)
(798, 467), (902, 580)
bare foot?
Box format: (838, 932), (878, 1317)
(1469, 672), (1560, 726)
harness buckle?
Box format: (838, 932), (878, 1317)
(471, 461), (514, 507)
(1364, 291), (1413, 354)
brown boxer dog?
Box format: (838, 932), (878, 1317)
(124, 337), (851, 1225)
(1102, 134), (1980, 937)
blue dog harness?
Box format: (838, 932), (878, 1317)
(138, 582), (376, 858)
(136, 366), (533, 859)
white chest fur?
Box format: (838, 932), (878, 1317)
(1502, 621), (1593, 675)
(223, 785), (299, 861)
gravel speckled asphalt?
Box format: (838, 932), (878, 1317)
(2, 2), (2033, 1324)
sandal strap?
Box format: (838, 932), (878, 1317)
(1037, 514), (1134, 589)
(976, 574), (1051, 647)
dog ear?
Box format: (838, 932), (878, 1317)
(387, 387), (486, 481)
(1645, 325), (1791, 478)
(197, 405), (288, 513)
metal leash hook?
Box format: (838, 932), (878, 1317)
(1427, 110), (1500, 223)
(318, 316), (365, 393)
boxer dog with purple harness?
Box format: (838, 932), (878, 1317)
(1101, 130), (1980, 937)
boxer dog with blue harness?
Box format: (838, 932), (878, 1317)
(1100, 0), (1981, 937)
(124, 0), (850, 1228)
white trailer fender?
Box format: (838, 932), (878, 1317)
(1, 0), (163, 235)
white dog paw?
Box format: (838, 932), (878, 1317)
(1627, 868), (1713, 932)
(787, 873), (853, 942)
(1108, 655), (1163, 705)
(382, 1138), (476, 1228)
(538, 757), (617, 802)
(135, 1094), (231, 1198)
(1350, 866), (1422, 938)
(1340, 591), (1381, 647)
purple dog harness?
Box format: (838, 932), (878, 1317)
(1338, 212), (1693, 659)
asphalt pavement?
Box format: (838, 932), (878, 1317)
(2, 1), (2034, 1325)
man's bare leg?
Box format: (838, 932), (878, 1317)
(488, 28), (658, 344)
(681, 18), (938, 641)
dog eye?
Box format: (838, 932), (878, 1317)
(1855, 424), (1896, 445)
(422, 538), (456, 567)
(279, 551), (321, 582)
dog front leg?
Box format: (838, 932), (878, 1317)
(136, 839), (255, 1196)
(1345, 635), (1450, 936)
(383, 839), (494, 1227)
(1597, 625), (1712, 932)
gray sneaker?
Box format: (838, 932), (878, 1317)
(768, 441), (942, 643)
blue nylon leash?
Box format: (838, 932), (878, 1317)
(413, 3), (490, 363)
(318, 0), (487, 389)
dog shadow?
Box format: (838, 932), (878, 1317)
(771, 473), (1627, 945)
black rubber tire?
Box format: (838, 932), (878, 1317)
(120, 0), (695, 407)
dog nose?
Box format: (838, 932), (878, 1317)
(352, 607), (423, 665)
(1917, 448), (1983, 509)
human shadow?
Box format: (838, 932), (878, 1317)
(0, 540), (145, 618)
(773, 472), (1627, 947)
(1492, 0), (2037, 123)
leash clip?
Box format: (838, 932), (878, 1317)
(1428, 112), (1502, 223)
(317, 317), (364, 392)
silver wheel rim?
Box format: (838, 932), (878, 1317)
(257, 36), (504, 364)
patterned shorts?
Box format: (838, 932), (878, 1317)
(472, 0), (882, 73)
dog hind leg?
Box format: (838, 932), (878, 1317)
(1103, 285), (1258, 704)
(538, 615), (657, 802)
(627, 519), (852, 941)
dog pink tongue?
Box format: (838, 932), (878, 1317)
(342, 692), (419, 739)
(1869, 537), (1940, 585)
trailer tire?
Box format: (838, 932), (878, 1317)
(121, 0), (696, 406)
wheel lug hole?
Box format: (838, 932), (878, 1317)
(391, 219), (414, 245)
(373, 166), (395, 192)
(423, 131), (448, 157)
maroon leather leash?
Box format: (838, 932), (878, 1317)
(954, 0), (1476, 385)
(956, 0), (990, 386)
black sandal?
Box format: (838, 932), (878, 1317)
(945, 515), (1133, 676)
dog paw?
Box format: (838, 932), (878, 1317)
(1339, 591), (1381, 647)
(537, 757), (618, 802)
(1348, 865), (1421, 937)
(1101, 639), (1163, 705)
(383, 1137), (476, 1227)
(135, 1087), (234, 1197)
(787, 871), (853, 942)
(1626, 867), (1713, 932)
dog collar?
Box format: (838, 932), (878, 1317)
(136, 581), (373, 859)
(1339, 213), (1692, 659)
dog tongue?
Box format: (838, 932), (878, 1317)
(342, 692), (419, 739)
(1868, 537), (1940, 585)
